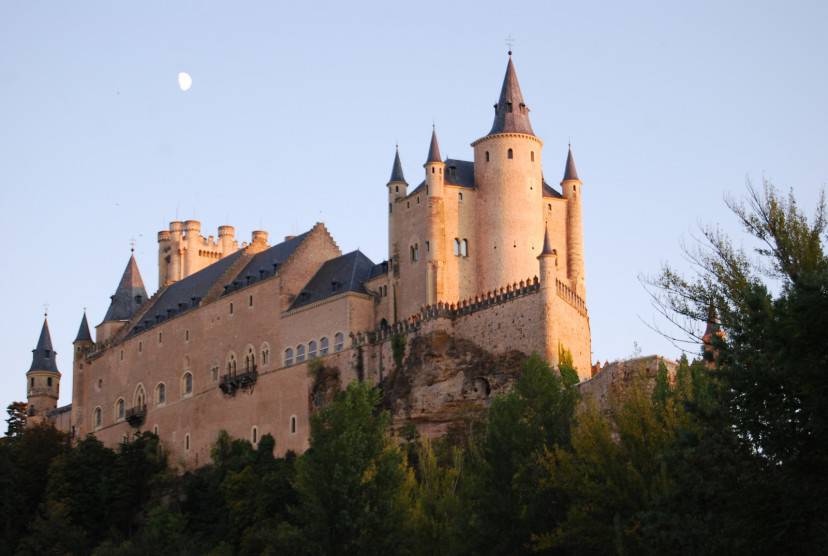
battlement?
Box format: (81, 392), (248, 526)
(556, 278), (587, 315)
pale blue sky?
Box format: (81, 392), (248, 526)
(1, 1), (825, 413)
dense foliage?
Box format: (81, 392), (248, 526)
(2, 184), (825, 554)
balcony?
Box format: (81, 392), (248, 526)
(220, 366), (258, 396)
(125, 405), (147, 427)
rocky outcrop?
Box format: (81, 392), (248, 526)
(380, 330), (528, 436)
(578, 355), (677, 412)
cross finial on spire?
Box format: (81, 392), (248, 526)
(43, 303), (48, 318)
(505, 34), (515, 56)
(130, 237), (136, 254)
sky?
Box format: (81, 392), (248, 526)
(1, 1), (826, 413)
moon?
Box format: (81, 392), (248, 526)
(178, 72), (192, 92)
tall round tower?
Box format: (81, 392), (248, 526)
(26, 317), (61, 424)
(561, 145), (585, 295)
(473, 53), (544, 293)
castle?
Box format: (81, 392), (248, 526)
(24, 53), (592, 466)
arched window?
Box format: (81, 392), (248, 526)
(296, 344), (306, 363)
(290, 415), (297, 434)
(245, 346), (255, 371)
(320, 336), (329, 355)
(115, 398), (125, 421)
(227, 353), (237, 374)
(507, 148), (514, 159)
(156, 383), (166, 405)
(530, 151), (535, 162)
(461, 239), (469, 257)
(94, 407), (102, 429)
(153, 425), (159, 436)
(284, 347), (294, 366)
(134, 385), (146, 409)
(334, 332), (345, 353)
(261, 343), (270, 365)
(182, 372), (193, 397)
(454, 238), (461, 256)
(308, 340), (318, 359)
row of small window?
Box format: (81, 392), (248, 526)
(483, 149), (535, 162)
(29, 376), (54, 388)
(110, 418), (299, 453)
(93, 375), (193, 429)
(225, 345), (270, 374)
(409, 238), (468, 261)
(284, 332), (345, 366)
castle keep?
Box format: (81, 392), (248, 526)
(24, 54), (592, 465)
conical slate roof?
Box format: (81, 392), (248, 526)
(541, 225), (556, 256)
(426, 127), (442, 164)
(103, 255), (148, 322)
(29, 318), (59, 373)
(74, 312), (92, 343)
(489, 55), (535, 136)
(563, 145), (579, 181)
(389, 146), (407, 184)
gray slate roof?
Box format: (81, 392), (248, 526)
(103, 255), (148, 322)
(489, 56), (535, 136)
(74, 312), (92, 343)
(290, 250), (376, 310)
(410, 158), (476, 195)
(389, 147), (407, 184)
(426, 128), (442, 163)
(563, 145), (579, 181)
(130, 231), (311, 335)
(29, 318), (59, 373)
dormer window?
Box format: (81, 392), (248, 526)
(44, 350), (50, 358)
(506, 101), (513, 113)
(135, 295), (143, 305)
(449, 166), (457, 177)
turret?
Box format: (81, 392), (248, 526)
(73, 311), (93, 357)
(26, 317), (61, 422)
(96, 254), (148, 343)
(157, 229), (172, 288)
(71, 311), (93, 435)
(387, 146), (408, 271)
(537, 225), (558, 285)
(218, 225), (236, 256)
(473, 52), (544, 293)
(183, 220), (202, 277)
(561, 145), (585, 295)
(424, 127), (445, 198)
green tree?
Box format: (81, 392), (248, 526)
(295, 381), (414, 555)
(411, 438), (464, 556)
(5, 401), (28, 438)
(462, 353), (579, 555)
(652, 182), (828, 549)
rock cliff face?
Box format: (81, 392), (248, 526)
(380, 331), (528, 436)
(578, 355), (677, 412)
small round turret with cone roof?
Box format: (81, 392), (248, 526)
(73, 310), (93, 359)
(537, 224), (559, 287)
(562, 144), (585, 296)
(97, 252), (148, 344)
(424, 126), (445, 198)
(388, 144), (408, 200)
(26, 314), (61, 422)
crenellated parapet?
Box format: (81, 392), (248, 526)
(555, 278), (587, 315)
(353, 276), (542, 347)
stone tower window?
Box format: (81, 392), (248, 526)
(185, 434), (190, 451)
(47, 377), (52, 387)
(30, 377), (34, 388)
(320, 336), (329, 355)
(461, 239), (469, 257)
(431, 167), (435, 174)
(116, 398), (125, 421)
(454, 238), (461, 256)
(459, 192), (463, 201)
(249, 295), (253, 307)
(485, 151), (490, 162)
(506, 101), (513, 112)
(138, 341), (143, 353)
(185, 330), (190, 341)
(251, 426), (258, 444)
(290, 415), (297, 434)
(334, 332), (345, 353)
(395, 185), (399, 193)
(229, 303), (234, 315)
(94, 407), (102, 430)
(182, 372), (193, 397)
(531, 151), (535, 162)
(507, 148), (514, 159)
(156, 383), (166, 405)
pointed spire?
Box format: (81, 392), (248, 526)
(103, 255), (148, 322)
(540, 225), (556, 256)
(426, 126), (442, 164)
(489, 54), (535, 136)
(388, 145), (407, 184)
(74, 311), (92, 344)
(563, 144), (579, 181)
(29, 318), (59, 373)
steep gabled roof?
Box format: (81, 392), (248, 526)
(226, 231), (311, 293)
(74, 312), (92, 343)
(489, 55), (535, 136)
(103, 255), (148, 322)
(289, 250), (376, 310)
(29, 318), (59, 373)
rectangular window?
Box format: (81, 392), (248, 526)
(249, 295), (253, 307)
(158, 332), (162, 344)
(185, 330), (190, 341)
(229, 303), (234, 314)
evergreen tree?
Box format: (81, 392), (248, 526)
(5, 402), (28, 438)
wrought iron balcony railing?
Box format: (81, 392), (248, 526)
(220, 366), (258, 396)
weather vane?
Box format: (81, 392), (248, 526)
(130, 237), (136, 253)
(505, 34), (515, 55)
(43, 303), (49, 318)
